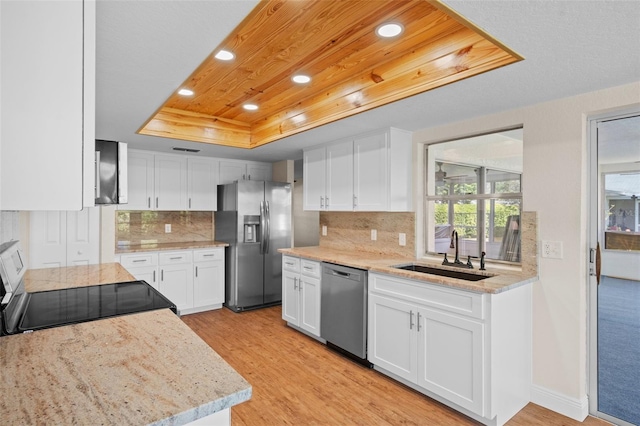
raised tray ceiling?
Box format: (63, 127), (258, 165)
(138, 0), (523, 149)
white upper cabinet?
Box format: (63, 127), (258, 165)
(0, 0), (96, 210)
(219, 160), (272, 184)
(354, 132), (388, 211)
(325, 141), (354, 211)
(302, 146), (326, 210)
(126, 151), (155, 210)
(302, 128), (412, 212)
(154, 154), (187, 210)
(187, 158), (218, 211)
(123, 150), (220, 211)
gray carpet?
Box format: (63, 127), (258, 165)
(598, 276), (640, 425)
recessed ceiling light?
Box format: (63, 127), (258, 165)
(214, 50), (235, 61)
(243, 104), (258, 111)
(178, 88), (194, 96)
(292, 74), (311, 84)
(376, 22), (404, 38)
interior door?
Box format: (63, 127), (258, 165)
(589, 112), (640, 426)
(29, 211), (66, 268)
(66, 207), (100, 266)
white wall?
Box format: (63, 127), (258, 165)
(413, 81), (640, 419)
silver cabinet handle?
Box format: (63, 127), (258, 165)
(285, 262), (294, 267)
(409, 310), (414, 330)
(203, 254), (214, 257)
(243, 174), (246, 180)
(293, 277), (297, 290)
(303, 266), (312, 271)
(320, 196), (324, 208)
(153, 270), (156, 282)
(326, 197), (329, 207)
(94, 151), (101, 199)
(353, 194), (357, 207)
(148, 197), (151, 209)
(132, 259), (146, 263)
(248, 174), (251, 180)
(156, 197), (159, 208)
(170, 256), (182, 260)
(189, 198), (192, 209)
(417, 312), (421, 332)
(161, 269), (164, 281)
(195, 266), (198, 277)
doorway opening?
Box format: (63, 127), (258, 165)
(588, 112), (640, 426)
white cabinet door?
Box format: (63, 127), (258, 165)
(417, 307), (485, 416)
(246, 162), (272, 181)
(187, 157), (218, 211)
(159, 263), (193, 312)
(299, 274), (321, 336)
(126, 266), (159, 290)
(368, 293), (418, 383)
(66, 208), (100, 266)
(126, 151), (155, 210)
(1, 0), (94, 210)
(193, 260), (224, 308)
(282, 270), (300, 324)
(354, 132), (388, 211)
(219, 160), (247, 184)
(154, 154), (187, 210)
(303, 146), (326, 211)
(325, 141), (353, 211)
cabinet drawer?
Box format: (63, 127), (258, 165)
(193, 248), (224, 262)
(370, 273), (485, 319)
(119, 253), (158, 268)
(159, 251), (193, 265)
(300, 259), (321, 278)
(283, 256), (300, 272)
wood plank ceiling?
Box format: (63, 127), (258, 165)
(138, 0), (523, 149)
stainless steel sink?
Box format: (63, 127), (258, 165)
(393, 264), (489, 281)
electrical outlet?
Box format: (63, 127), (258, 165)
(322, 225), (327, 236)
(371, 229), (377, 241)
(165, 224), (171, 233)
(399, 233), (406, 246)
(541, 240), (563, 259)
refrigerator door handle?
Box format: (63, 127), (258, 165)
(265, 201), (271, 254)
(259, 201), (266, 254)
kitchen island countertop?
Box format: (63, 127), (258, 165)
(1, 263), (251, 425)
(279, 246), (537, 294)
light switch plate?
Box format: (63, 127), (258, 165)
(371, 229), (377, 241)
(541, 240), (562, 259)
(399, 233), (406, 246)
(322, 225), (327, 236)
(165, 224), (171, 233)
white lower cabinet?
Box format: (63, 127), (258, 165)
(368, 272), (531, 426)
(282, 256), (321, 337)
(119, 248), (225, 315)
(193, 248), (225, 310)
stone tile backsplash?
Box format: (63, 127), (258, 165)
(116, 211), (214, 245)
(319, 211), (415, 258)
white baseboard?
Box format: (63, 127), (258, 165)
(530, 384), (588, 421)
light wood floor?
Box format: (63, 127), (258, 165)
(181, 306), (608, 426)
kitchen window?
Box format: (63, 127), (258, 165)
(425, 129), (523, 262)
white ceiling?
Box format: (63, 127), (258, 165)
(96, 0), (640, 163)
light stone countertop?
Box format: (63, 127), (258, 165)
(116, 240), (228, 254)
(279, 246), (537, 294)
(1, 263), (251, 425)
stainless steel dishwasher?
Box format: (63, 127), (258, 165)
(320, 262), (370, 366)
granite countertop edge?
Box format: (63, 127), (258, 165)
(116, 240), (229, 254)
(279, 246), (537, 294)
(150, 388), (253, 426)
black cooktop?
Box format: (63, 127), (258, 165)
(18, 280), (177, 333)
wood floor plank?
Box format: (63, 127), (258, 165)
(181, 306), (609, 425)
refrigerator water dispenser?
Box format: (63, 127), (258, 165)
(243, 215), (260, 243)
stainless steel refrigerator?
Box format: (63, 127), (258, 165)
(215, 181), (291, 312)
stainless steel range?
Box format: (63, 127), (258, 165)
(0, 240), (176, 336)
